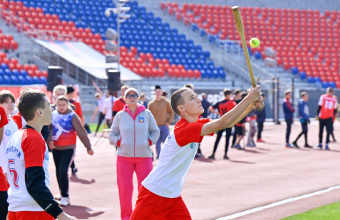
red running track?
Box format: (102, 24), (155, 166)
(47, 120), (340, 219)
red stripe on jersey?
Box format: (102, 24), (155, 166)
(12, 112), (23, 129)
(174, 118), (213, 147)
(22, 128), (46, 168)
(0, 106), (8, 128)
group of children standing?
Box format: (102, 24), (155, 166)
(0, 85), (93, 220)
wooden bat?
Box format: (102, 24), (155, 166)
(232, 6), (263, 111)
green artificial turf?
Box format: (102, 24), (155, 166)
(282, 201), (340, 220)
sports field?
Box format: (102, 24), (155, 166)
(48, 120), (340, 220)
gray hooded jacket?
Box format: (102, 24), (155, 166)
(109, 104), (160, 157)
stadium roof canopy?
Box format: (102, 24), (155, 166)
(34, 39), (142, 81)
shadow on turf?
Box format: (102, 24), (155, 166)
(194, 157), (213, 163)
(70, 175), (96, 184)
(243, 149), (265, 154)
(63, 205), (104, 219)
(229, 159), (256, 164)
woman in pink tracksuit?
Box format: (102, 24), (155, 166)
(109, 88), (160, 220)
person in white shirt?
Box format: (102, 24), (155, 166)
(91, 81), (106, 136)
(103, 90), (116, 128)
(130, 86), (263, 220)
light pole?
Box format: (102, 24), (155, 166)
(104, 0), (131, 72)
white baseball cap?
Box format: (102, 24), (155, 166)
(124, 88), (139, 97)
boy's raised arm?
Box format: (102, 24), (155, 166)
(201, 86), (263, 136)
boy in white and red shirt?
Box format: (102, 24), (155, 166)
(317, 87), (338, 150)
(0, 105), (8, 220)
(5, 90), (73, 220)
(130, 86), (263, 219)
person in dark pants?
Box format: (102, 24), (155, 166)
(256, 94), (266, 142)
(208, 89), (237, 160)
(282, 90), (295, 148)
(48, 96), (94, 206)
(316, 87), (338, 150)
(293, 92), (312, 148)
(92, 81), (106, 136)
(232, 90), (242, 146)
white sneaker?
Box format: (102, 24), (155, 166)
(54, 193), (61, 201)
(58, 197), (70, 206)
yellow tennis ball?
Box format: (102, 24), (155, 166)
(250, 38), (260, 48)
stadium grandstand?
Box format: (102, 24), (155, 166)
(0, 0), (338, 121)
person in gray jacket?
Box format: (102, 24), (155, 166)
(109, 88), (160, 220)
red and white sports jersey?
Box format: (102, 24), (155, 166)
(318, 94), (338, 119)
(0, 118), (19, 172)
(5, 127), (50, 212)
(142, 118), (212, 198)
(12, 112), (26, 129)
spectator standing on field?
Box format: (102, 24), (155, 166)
(148, 85), (174, 159)
(109, 88), (160, 220)
(232, 92), (248, 149)
(232, 89), (242, 146)
(91, 81), (106, 136)
(316, 87), (338, 150)
(246, 108), (258, 147)
(200, 93), (211, 118)
(283, 90), (295, 148)
(103, 91), (116, 128)
(112, 86), (129, 121)
(256, 94), (266, 142)
(208, 89), (237, 159)
(139, 93), (148, 109)
(292, 92), (312, 148)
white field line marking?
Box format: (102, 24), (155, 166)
(216, 184), (340, 220)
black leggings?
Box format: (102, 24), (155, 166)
(0, 191), (8, 220)
(95, 112), (105, 133)
(285, 119), (292, 143)
(319, 118), (333, 144)
(212, 128), (232, 155)
(257, 122), (264, 139)
(232, 125), (237, 146)
(294, 122), (308, 145)
(52, 149), (75, 198)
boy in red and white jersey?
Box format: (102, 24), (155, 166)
(130, 86), (263, 219)
(0, 91), (19, 199)
(317, 87), (338, 150)
(5, 90), (73, 220)
(0, 105), (8, 220)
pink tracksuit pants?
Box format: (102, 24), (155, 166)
(116, 156), (153, 220)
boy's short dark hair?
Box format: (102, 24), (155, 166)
(223, 89), (232, 97)
(301, 92), (307, 97)
(327, 87), (334, 94)
(261, 93), (266, 97)
(234, 89), (241, 95)
(171, 88), (190, 116)
(284, 90), (291, 95)
(121, 85), (129, 90)
(67, 86), (75, 94)
(18, 90), (46, 121)
(0, 90), (15, 104)
(241, 91), (248, 99)
(155, 85), (162, 90)
(162, 90), (168, 96)
(56, 95), (69, 103)
(184, 84), (193, 90)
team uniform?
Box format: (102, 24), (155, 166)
(0, 106), (8, 220)
(210, 99), (236, 156)
(317, 94), (338, 146)
(130, 118), (213, 219)
(112, 97), (126, 117)
(5, 126), (62, 220)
